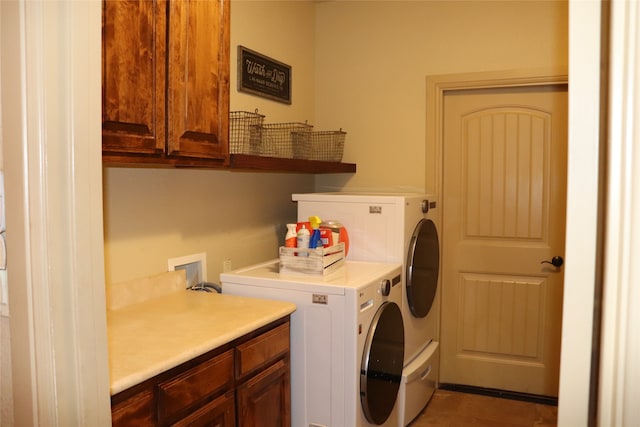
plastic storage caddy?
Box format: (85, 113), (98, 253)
(279, 243), (345, 275)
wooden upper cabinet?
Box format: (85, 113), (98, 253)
(102, 0), (166, 155)
(167, 0), (230, 160)
(102, 0), (230, 163)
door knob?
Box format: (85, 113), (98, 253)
(541, 256), (564, 267)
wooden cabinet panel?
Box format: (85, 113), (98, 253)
(170, 391), (236, 427)
(102, 0), (229, 163)
(236, 322), (289, 379)
(102, 0), (166, 155)
(158, 350), (234, 422)
(236, 360), (291, 427)
(166, 0), (230, 160)
(111, 389), (154, 427)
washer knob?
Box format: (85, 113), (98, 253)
(421, 200), (429, 213)
(380, 279), (391, 296)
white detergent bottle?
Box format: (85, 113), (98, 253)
(296, 224), (310, 256)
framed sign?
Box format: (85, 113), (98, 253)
(237, 46), (291, 104)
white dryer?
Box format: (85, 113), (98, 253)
(221, 260), (404, 427)
(293, 192), (441, 426)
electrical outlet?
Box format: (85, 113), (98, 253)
(223, 259), (232, 272)
(168, 253), (207, 288)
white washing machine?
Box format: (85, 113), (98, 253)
(293, 192), (441, 426)
(220, 260), (404, 427)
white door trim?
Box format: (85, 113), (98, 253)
(1, 0), (110, 425)
(598, 0), (640, 425)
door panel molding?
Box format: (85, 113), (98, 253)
(461, 107), (551, 241)
(457, 273), (545, 360)
(425, 68), (568, 198)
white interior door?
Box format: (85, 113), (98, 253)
(441, 84), (568, 397)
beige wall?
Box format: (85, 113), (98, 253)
(103, 169), (313, 285)
(103, 1), (317, 286)
(230, 0), (316, 123)
(314, 0), (569, 193)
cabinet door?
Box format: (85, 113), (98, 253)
(236, 359), (291, 427)
(102, 0), (166, 155)
(167, 0), (230, 161)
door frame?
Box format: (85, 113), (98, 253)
(424, 68), (569, 394)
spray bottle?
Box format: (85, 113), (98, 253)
(308, 216), (322, 249)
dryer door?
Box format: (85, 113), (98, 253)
(360, 301), (405, 424)
(406, 218), (440, 318)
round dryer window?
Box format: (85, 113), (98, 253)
(360, 301), (405, 425)
(406, 218), (440, 318)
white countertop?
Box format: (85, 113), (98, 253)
(107, 290), (296, 395)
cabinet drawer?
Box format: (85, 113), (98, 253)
(158, 349), (234, 421)
(236, 322), (290, 379)
(170, 390), (235, 427)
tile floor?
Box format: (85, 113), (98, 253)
(409, 389), (558, 427)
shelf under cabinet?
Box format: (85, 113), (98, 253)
(103, 154), (357, 174)
(229, 154), (356, 173)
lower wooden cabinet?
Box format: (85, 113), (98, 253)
(111, 318), (290, 427)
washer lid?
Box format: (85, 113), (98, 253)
(406, 218), (440, 318)
(360, 301), (405, 424)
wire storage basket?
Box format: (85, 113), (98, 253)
(292, 130), (346, 162)
(229, 110), (265, 155)
(258, 122), (313, 158)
